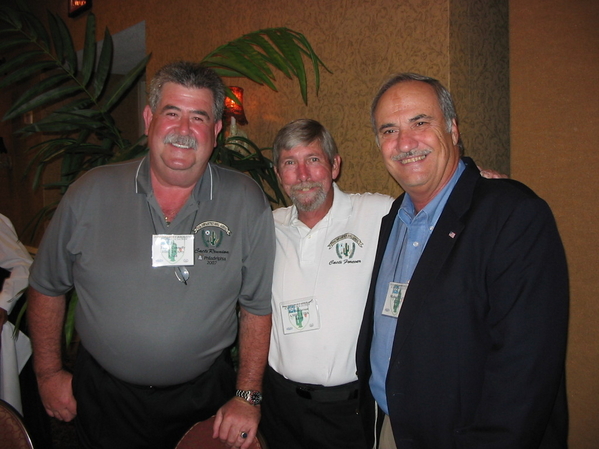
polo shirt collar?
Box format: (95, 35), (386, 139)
(134, 156), (215, 202)
(289, 182), (350, 230)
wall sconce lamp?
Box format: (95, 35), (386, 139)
(0, 137), (12, 170)
(224, 87), (249, 153)
(68, 0), (92, 18)
(224, 86), (248, 127)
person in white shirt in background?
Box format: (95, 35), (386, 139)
(0, 213), (33, 414)
(0, 214), (32, 332)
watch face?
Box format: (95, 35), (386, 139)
(236, 389), (262, 405)
(249, 391), (262, 405)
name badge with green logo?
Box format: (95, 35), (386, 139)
(280, 297), (321, 334)
(382, 282), (408, 318)
(151, 234), (195, 267)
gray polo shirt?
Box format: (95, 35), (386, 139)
(30, 157), (274, 386)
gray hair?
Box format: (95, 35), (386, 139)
(370, 73), (464, 154)
(147, 61), (225, 121)
(272, 119), (339, 167)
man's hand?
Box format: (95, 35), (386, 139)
(478, 166), (509, 179)
(37, 369), (77, 422)
(212, 397), (260, 449)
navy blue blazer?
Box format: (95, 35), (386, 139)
(357, 158), (569, 449)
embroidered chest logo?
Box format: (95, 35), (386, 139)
(327, 233), (364, 265)
(193, 221), (232, 265)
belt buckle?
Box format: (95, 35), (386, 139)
(296, 387), (312, 399)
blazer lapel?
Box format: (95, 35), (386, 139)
(388, 159), (480, 362)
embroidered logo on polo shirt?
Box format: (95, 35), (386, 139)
(193, 221), (231, 265)
(327, 233), (364, 265)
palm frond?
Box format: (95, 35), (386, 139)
(202, 27), (330, 104)
(80, 13), (96, 86)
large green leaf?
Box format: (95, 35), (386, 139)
(264, 29), (307, 101)
(228, 41), (275, 75)
(55, 98), (97, 113)
(0, 60), (59, 95)
(47, 11), (64, 63)
(20, 9), (50, 50)
(103, 53), (150, 111)
(292, 32), (324, 94)
(92, 29), (114, 99)
(64, 290), (78, 346)
(0, 5), (23, 29)
(0, 50), (46, 78)
(201, 27), (329, 104)
(242, 34), (293, 77)
(4, 84), (82, 120)
(80, 13), (96, 86)
(54, 13), (77, 74)
(9, 73), (71, 113)
(206, 54), (277, 89)
(0, 36), (30, 53)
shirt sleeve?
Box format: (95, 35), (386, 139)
(29, 189), (78, 297)
(237, 186), (275, 316)
(0, 215), (33, 314)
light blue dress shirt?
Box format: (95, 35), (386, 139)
(370, 160), (466, 414)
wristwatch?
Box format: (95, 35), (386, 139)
(235, 389), (263, 406)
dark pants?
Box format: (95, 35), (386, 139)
(260, 366), (368, 449)
(72, 346), (236, 449)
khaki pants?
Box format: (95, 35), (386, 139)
(379, 414), (397, 449)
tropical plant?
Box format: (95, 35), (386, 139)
(0, 1), (328, 342)
(0, 2), (328, 208)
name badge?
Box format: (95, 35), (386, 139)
(280, 297), (321, 334)
(152, 234), (195, 267)
(382, 282), (408, 318)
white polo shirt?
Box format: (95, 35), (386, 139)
(269, 183), (393, 386)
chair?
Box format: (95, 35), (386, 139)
(0, 398), (35, 449)
(176, 415), (267, 449)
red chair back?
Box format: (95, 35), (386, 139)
(0, 399), (35, 449)
(176, 416), (267, 449)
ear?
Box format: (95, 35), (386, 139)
(143, 105), (153, 135)
(331, 154), (342, 180)
(213, 120), (223, 145)
(274, 164), (282, 184)
(451, 119), (459, 146)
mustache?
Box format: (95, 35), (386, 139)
(290, 182), (322, 193)
(163, 133), (198, 150)
(391, 149), (431, 161)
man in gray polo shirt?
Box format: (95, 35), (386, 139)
(27, 62), (274, 449)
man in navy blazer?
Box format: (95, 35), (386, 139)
(356, 73), (569, 449)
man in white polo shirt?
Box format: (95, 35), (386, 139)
(260, 119), (393, 449)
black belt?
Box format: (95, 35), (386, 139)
(268, 366), (358, 402)
(79, 345), (232, 391)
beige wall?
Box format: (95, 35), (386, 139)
(510, 0), (599, 446)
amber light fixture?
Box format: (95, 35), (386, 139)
(68, 0), (92, 18)
(224, 86), (248, 126)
